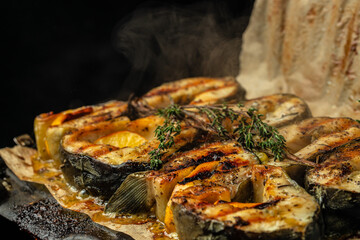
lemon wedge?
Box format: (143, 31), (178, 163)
(95, 131), (146, 148)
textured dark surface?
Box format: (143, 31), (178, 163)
(0, 159), (134, 240)
(14, 198), (133, 240)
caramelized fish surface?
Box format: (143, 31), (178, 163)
(21, 77), (360, 239)
(170, 165), (321, 240)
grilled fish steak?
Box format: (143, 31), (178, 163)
(141, 76), (245, 107)
(35, 77), (245, 198)
(26, 76), (360, 239)
(105, 140), (257, 220)
(35, 77), (243, 163)
(60, 116), (198, 198)
(51, 79), (310, 199)
(305, 138), (360, 211)
(105, 94), (311, 214)
(170, 165), (321, 240)
(242, 93), (311, 128)
(279, 117), (360, 155)
(34, 100), (127, 162)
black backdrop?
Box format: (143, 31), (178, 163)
(2, 0), (254, 238)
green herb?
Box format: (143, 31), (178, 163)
(235, 107), (286, 160)
(147, 102), (294, 170)
(149, 104), (183, 169)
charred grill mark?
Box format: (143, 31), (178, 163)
(253, 199), (281, 210)
(163, 150), (227, 173)
(75, 144), (118, 158)
(233, 216), (250, 226)
(178, 170), (214, 185)
(190, 84), (240, 104)
(144, 79), (213, 97)
(214, 159), (250, 174)
(91, 112), (115, 121)
(172, 131), (208, 153)
(311, 137), (360, 164)
(338, 162), (352, 178)
(174, 141), (203, 154)
(198, 151), (226, 164)
(37, 111), (55, 119)
(88, 110), (126, 124)
(144, 87), (177, 97)
(219, 160), (237, 171)
(335, 139), (360, 158)
(62, 107), (94, 123)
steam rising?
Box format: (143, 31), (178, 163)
(112, 1), (253, 98)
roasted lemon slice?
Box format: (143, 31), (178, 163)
(95, 131), (146, 148)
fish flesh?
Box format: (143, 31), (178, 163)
(305, 138), (360, 211)
(105, 140), (258, 220)
(170, 165), (321, 240)
(35, 77), (244, 198)
(60, 116), (198, 198)
(28, 77), (360, 239)
(105, 93), (311, 212)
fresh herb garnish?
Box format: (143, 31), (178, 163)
(147, 103), (296, 170)
(236, 107), (286, 161)
(149, 104), (183, 169)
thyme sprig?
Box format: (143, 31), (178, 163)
(148, 103), (240, 169)
(183, 104), (238, 138)
(149, 104), (183, 169)
(236, 107), (286, 161)
(146, 103), (313, 170)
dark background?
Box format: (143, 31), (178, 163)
(2, 0), (254, 148)
(2, 0), (254, 238)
